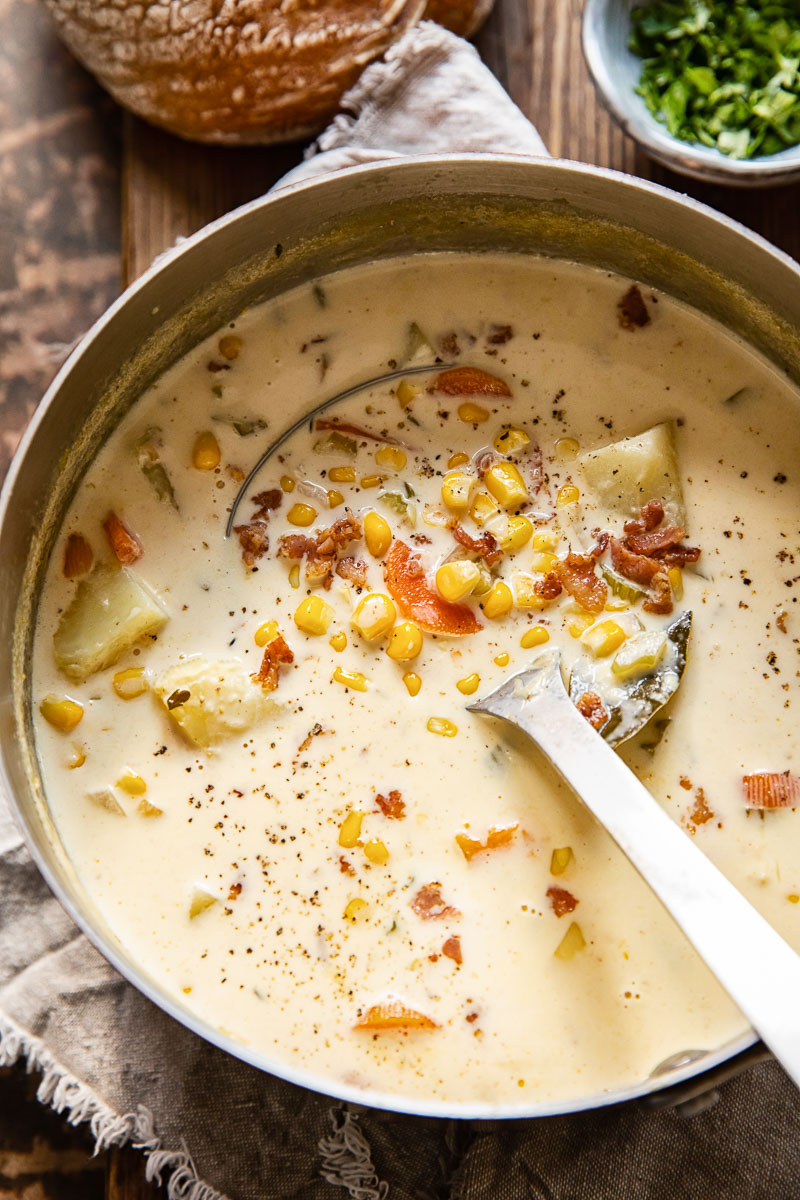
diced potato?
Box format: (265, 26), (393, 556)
(189, 888), (218, 919)
(579, 422), (686, 528)
(54, 565), (168, 682)
(155, 657), (279, 747)
(88, 788), (125, 816)
(611, 630), (668, 680)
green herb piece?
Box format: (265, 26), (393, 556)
(630, 1), (800, 159)
(379, 491), (417, 527)
(135, 428), (178, 509)
(212, 414), (268, 437)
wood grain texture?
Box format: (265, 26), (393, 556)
(105, 1148), (161, 1200)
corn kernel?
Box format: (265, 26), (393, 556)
(329, 465), (356, 484)
(192, 431), (221, 471)
(67, 744), (86, 770)
(555, 437), (580, 460)
(40, 694), (84, 733)
(360, 474), (384, 489)
(531, 551), (559, 574)
(218, 334), (242, 360)
(327, 489), (345, 508)
(351, 593), (397, 641)
(387, 621), (423, 661)
(604, 597), (629, 612)
(494, 652), (510, 667)
(458, 402), (490, 424)
(344, 897), (369, 922)
(668, 566), (684, 601)
(339, 811), (364, 848)
(470, 490), (500, 526)
(294, 595), (334, 635)
(288, 565), (300, 589)
(333, 666), (369, 692)
(456, 673), (480, 695)
(554, 921), (586, 961)
(397, 379), (422, 407)
(330, 631), (347, 652)
(513, 575), (547, 610)
(287, 502), (316, 526)
(117, 772), (147, 796)
(521, 625), (549, 649)
(363, 839), (389, 865)
(363, 510), (392, 558)
(484, 463), (528, 509)
(436, 560), (481, 603)
(567, 611), (595, 638)
(112, 667), (148, 700)
(788, 894), (800, 904)
(441, 471), (476, 512)
(501, 515), (533, 552)
(427, 717), (458, 737)
(448, 452), (470, 469)
(550, 846), (574, 876)
(481, 580), (513, 619)
(532, 530), (559, 551)
(582, 619), (627, 658)
(375, 446), (407, 471)
(280, 474), (295, 492)
(493, 427), (530, 454)
(556, 484), (580, 507)
(403, 672), (422, 696)
(254, 620), (280, 647)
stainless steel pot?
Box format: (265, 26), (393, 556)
(2, 155), (799, 1119)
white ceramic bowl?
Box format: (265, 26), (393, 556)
(582, 0), (800, 187)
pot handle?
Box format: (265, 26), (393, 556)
(642, 1042), (773, 1118)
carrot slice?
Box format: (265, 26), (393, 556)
(428, 366), (512, 397)
(354, 998), (437, 1031)
(743, 773), (800, 809)
(384, 541), (481, 636)
(62, 533), (93, 578)
(103, 512), (143, 565)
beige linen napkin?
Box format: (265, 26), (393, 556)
(1, 20), (796, 1200)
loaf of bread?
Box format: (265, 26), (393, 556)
(43, 0), (494, 145)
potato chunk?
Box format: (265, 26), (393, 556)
(54, 564), (168, 682)
(579, 422), (686, 529)
(155, 657), (279, 747)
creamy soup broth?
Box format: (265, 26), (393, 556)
(32, 254), (800, 1110)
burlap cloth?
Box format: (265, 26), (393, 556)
(2, 21), (798, 1200)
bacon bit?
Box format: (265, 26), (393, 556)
(440, 331), (460, 357)
(654, 544), (702, 568)
(278, 514), (362, 589)
(336, 556), (368, 587)
(618, 284), (650, 330)
(610, 536), (673, 613)
(277, 533), (315, 560)
(227, 882), (242, 900)
(315, 418), (399, 446)
(623, 500), (664, 535)
(487, 324), (513, 345)
(777, 612), (789, 634)
(456, 825), (518, 861)
(354, 998), (437, 1031)
(384, 541), (482, 636)
(410, 883), (460, 920)
(442, 936), (462, 965)
(375, 790), (405, 819)
(625, 525), (686, 558)
(553, 553), (607, 613)
(252, 634), (293, 691)
(103, 512), (143, 565)
(589, 530), (610, 558)
(743, 773), (800, 809)
(63, 533), (93, 578)
(687, 787), (714, 832)
(207, 360), (231, 373)
(429, 366), (512, 398)
(453, 525), (503, 567)
(251, 488), (283, 517)
(465, 1011), (479, 1023)
(643, 570), (673, 615)
(679, 776), (693, 791)
(227, 465), (246, 483)
(535, 572), (563, 601)
(576, 692), (609, 732)
(546, 885), (578, 918)
(339, 856), (355, 876)
(235, 520), (269, 568)
(475, 448), (497, 476)
(523, 442), (544, 496)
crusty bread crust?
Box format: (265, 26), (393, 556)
(43, 0), (494, 144)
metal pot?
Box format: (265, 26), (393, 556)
(2, 155), (799, 1119)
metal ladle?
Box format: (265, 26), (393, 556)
(469, 650), (800, 1090)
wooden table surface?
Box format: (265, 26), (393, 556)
(1, 1), (798, 1198)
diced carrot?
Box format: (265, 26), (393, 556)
(456, 824), (518, 861)
(429, 367), (512, 397)
(103, 512), (143, 565)
(62, 533), (93, 578)
(743, 773), (800, 809)
(354, 998), (437, 1031)
(384, 541), (481, 636)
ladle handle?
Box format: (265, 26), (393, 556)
(520, 688), (800, 1091)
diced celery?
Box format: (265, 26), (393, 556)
(611, 630), (668, 681)
(313, 432), (358, 457)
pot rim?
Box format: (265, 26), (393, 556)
(5, 151), (795, 1120)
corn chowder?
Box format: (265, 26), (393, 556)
(32, 254), (800, 1110)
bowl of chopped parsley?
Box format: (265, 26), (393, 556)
(583, 0), (800, 185)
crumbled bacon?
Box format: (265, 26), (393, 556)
(687, 787), (714, 831)
(487, 323), (513, 345)
(227, 882), (242, 900)
(623, 500), (663, 535)
(642, 570), (673, 615)
(235, 520), (269, 568)
(617, 284), (650, 330)
(336, 556), (368, 587)
(453, 525), (503, 567)
(535, 572), (563, 601)
(576, 692), (609, 731)
(375, 790), (405, 820)
(429, 366), (512, 397)
(251, 488), (283, 517)
(252, 634), (293, 691)
(589, 530), (610, 558)
(277, 533), (315, 560)
(609, 537), (662, 587)
(546, 885), (578, 918)
(743, 773), (800, 809)
(553, 553), (607, 613)
(608, 501), (702, 614)
(625, 525), (686, 558)
(410, 883), (459, 921)
(103, 512), (143, 565)
(442, 936), (462, 965)
(277, 513), (362, 589)
(654, 544), (701, 568)
(339, 856), (355, 876)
